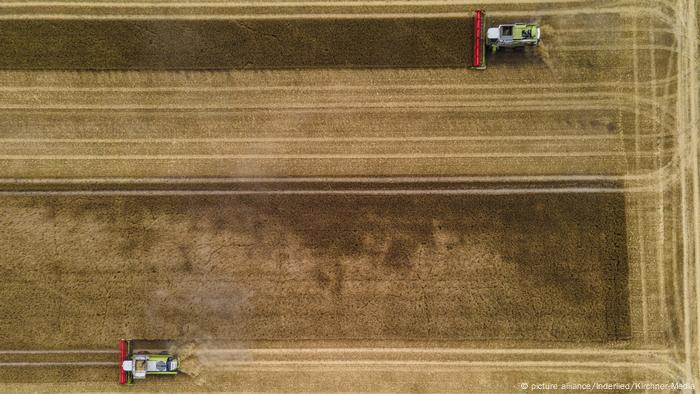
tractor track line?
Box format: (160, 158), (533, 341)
(0, 362), (118, 367)
(0, 99), (672, 119)
(0, 98), (633, 110)
(205, 360), (676, 375)
(0, 187), (656, 197)
(0, 347), (675, 357)
(197, 347), (675, 356)
(0, 151), (659, 160)
(0, 134), (666, 143)
(0, 174), (660, 194)
(0, 92), (675, 106)
(0, 174), (660, 183)
(673, 0), (693, 383)
(680, 0), (700, 380)
(0, 0), (601, 8)
(630, 15), (649, 344)
(209, 365), (679, 380)
(0, 79), (676, 91)
(0, 350), (116, 354)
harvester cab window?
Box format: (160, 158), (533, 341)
(135, 359), (147, 372)
(501, 25), (513, 37)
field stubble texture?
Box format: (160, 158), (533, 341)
(0, 0), (698, 392)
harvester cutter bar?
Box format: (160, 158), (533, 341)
(470, 9), (487, 70)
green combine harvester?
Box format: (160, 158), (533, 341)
(119, 339), (180, 384)
(470, 10), (541, 70)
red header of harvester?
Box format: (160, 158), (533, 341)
(473, 10), (482, 67)
(471, 10), (486, 70)
(119, 339), (127, 384)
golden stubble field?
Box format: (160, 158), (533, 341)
(0, 0), (698, 392)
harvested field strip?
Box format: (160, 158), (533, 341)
(0, 80), (673, 90)
(0, 174), (659, 194)
(0, 152), (657, 159)
(0, 92), (674, 104)
(0, 175), (657, 183)
(0, 99), (639, 109)
(0, 135), (663, 142)
(0, 142), (639, 156)
(0, 175), (658, 188)
(0, 188), (653, 196)
(0, 158), (637, 177)
(0, 348), (684, 387)
(0, 104), (672, 129)
(0, 95), (675, 123)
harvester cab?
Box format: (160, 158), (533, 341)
(119, 339), (180, 384)
(469, 10), (541, 70)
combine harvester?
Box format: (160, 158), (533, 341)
(470, 10), (541, 70)
(119, 339), (180, 384)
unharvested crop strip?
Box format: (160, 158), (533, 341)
(0, 0), (594, 6)
(0, 135), (661, 143)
